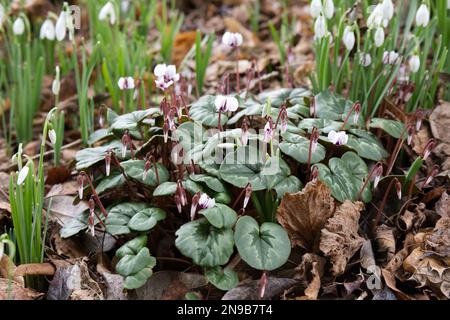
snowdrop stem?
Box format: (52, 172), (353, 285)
(235, 48), (240, 94)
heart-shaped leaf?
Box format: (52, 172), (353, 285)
(96, 172), (126, 194)
(214, 191), (232, 204)
(121, 160), (169, 186)
(315, 91), (365, 126)
(106, 203), (166, 235)
(346, 129), (389, 161)
(234, 216), (291, 271)
(279, 132), (326, 164)
(199, 203), (237, 229)
(314, 151), (371, 203)
(153, 179), (203, 197)
(205, 266), (239, 291)
(273, 175), (303, 199)
(88, 128), (113, 145)
(189, 174), (226, 193)
(60, 210), (103, 238)
(176, 121), (206, 152)
(298, 118), (348, 133)
(175, 218), (234, 268)
(369, 118), (405, 138)
(190, 95), (228, 127)
(258, 88), (310, 107)
(110, 108), (160, 131)
(75, 140), (123, 170)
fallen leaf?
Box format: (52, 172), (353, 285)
(375, 225), (396, 263)
(397, 203), (426, 232)
(45, 195), (89, 226)
(424, 217), (450, 257)
(277, 181), (335, 251)
(430, 101), (450, 169)
(319, 201), (365, 276)
(294, 253), (325, 300)
(0, 279), (43, 300)
(45, 166), (71, 185)
(360, 240), (376, 270)
(435, 192), (450, 218)
(46, 181), (79, 198)
(222, 277), (297, 300)
(172, 31), (197, 67)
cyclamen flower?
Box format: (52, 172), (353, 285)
(327, 130), (348, 146)
(314, 15), (327, 40)
(198, 193), (215, 209)
(372, 164), (383, 188)
(415, 4), (430, 27)
(408, 55), (420, 73)
(360, 53), (372, 67)
(343, 26), (355, 51)
(395, 180), (402, 200)
(374, 27), (385, 47)
(222, 32), (243, 48)
(243, 184), (252, 209)
(105, 152), (111, 177)
(263, 118), (274, 143)
(40, 19), (55, 40)
(214, 95), (239, 112)
(154, 64), (180, 91)
(88, 198), (96, 237)
(118, 77), (135, 90)
(99, 2), (116, 25)
(13, 17), (25, 35)
(383, 51), (400, 65)
(17, 165), (29, 185)
(48, 129), (57, 145)
(77, 174), (85, 199)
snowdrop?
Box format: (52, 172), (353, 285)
(343, 26), (355, 51)
(99, 2), (116, 25)
(13, 17), (25, 36)
(198, 193), (215, 209)
(40, 19), (55, 40)
(310, 0), (322, 18)
(118, 77), (135, 90)
(374, 27), (385, 47)
(381, 0), (394, 21)
(55, 11), (67, 41)
(17, 165), (29, 185)
(0, 4), (5, 26)
(222, 31), (243, 48)
(448, 0), (450, 9)
(415, 3), (430, 27)
(154, 64), (180, 91)
(409, 55), (420, 73)
(214, 95), (239, 112)
(314, 14), (327, 40)
(383, 51), (400, 65)
(52, 66), (61, 96)
(327, 130), (348, 146)
(367, 4), (385, 28)
(323, 0), (334, 19)
(360, 53), (372, 67)
(48, 129), (57, 145)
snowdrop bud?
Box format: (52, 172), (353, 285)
(52, 66), (60, 96)
(343, 26), (355, 51)
(118, 77), (135, 90)
(314, 15), (327, 40)
(374, 27), (385, 47)
(17, 165), (29, 185)
(360, 53), (372, 67)
(323, 0), (334, 19)
(310, 0), (322, 18)
(40, 19), (55, 40)
(382, 0), (394, 21)
(409, 55), (420, 73)
(99, 2), (116, 25)
(327, 130), (348, 146)
(13, 17), (25, 36)
(48, 129), (57, 145)
(55, 11), (67, 41)
(415, 4), (430, 27)
(222, 31), (243, 48)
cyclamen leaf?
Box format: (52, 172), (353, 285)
(75, 140), (123, 170)
(369, 118), (405, 139)
(189, 174), (226, 192)
(190, 95), (229, 127)
(110, 108), (161, 131)
(198, 203), (237, 229)
(121, 160), (169, 186)
(96, 173), (126, 194)
(279, 132), (326, 164)
(205, 266), (239, 291)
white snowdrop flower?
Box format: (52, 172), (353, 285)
(314, 15), (327, 40)
(374, 27), (385, 47)
(409, 55), (420, 73)
(222, 31), (243, 48)
(17, 165), (29, 185)
(310, 0), (322, 18)
(48, 129), (57, 145)
(323, 0), (334, 19)
(52, 66), (60, 96)
(381, 0), (394, 21)
(383, 50), (400, 65)
(214, 95), (239, 112)
(55, 11), (67, 41)
(198, 193), (215, 209)
(328, 130), (348, 146)
(367, 4), (384, 28)
(13, 17), (25, 35)
(343, 26), (355, 51)
(118, 77), (135, 90)
(121, 0), (131, 13)
(448, 0), (450, 9)
(360, 53), (372, 67)
(415, 4), (430, 27)
(40, 19), (55, 40)
(99, 2), (116, 25)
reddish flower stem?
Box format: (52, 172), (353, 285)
(80, 172), (108, 219)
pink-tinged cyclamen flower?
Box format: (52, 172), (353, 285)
(327, 130), (348, 146)
(190, 193), (200, 221)
(422, 139), (435, 161)
(77, 174), (84, 199)
(263, 118), (274, 143)
(395, 179), (402, 200)
(118, 77), (135, 90)
(372, 164), (383, 188)
(88, 198), (96, 237)
(311, 127), (319, 153)
(154, 64), (180, 91)
(407, 125), (414, 146)
(241, 118), (250, 146)
(222, 31), (243, 48)
(143, 159), (152, 181)
(311, 166), (319, 183)
(198, 193), (215, 209)
(243, 184), (252, 209)
(214, 95), (239, 112)
(279, 107), (288, 134)
(353, 102), (361, 124)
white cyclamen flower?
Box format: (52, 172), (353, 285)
(409, 55), (420, 73)
(328, 130), (348, 146)
(415, 4), (430, 27)
(222, 31), (243, 48)
(310, 0), (322, 18)
(55, 11), (67, 41)
(17, 165), (29, 185)
(343, 26), (355, 51)
(374, 27), (385, 47)
(323, 0), (334, 19)
(118, 77), (135, 90)
(314, 15), (327, 40)
(198, 193), (215, 209)
(40, 19), (56, 40)
(263, 121), (274, 143)
(154, 64), (180, 89)
(48, 129), (57, 145)
(381, 0), (394, 21)
(383, 51), (400, 64)
(214, 95), (239, 112)
(99, 2), (116, 25)
(52, 66), (61, 96)
(360, 53), (372, 67)
(13, 17), (25, 35)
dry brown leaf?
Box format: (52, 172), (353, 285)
(424, 217), (450, 257)
(397, 203), (426, 232)
(294, 253), (325, 300)
(375, 225), (396, 263)
(436, 192), (450, 218)
(360, 240), (376, 270)
(277, 181), (336, 251)
(0, 256), (24, 286)
(430, 101), (450, 169)
(172, 31), (197, 67)
(0, 279), (43, 300)
(319, 201), (365, 276)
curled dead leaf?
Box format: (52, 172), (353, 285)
(375, 225), (396, 263)
(436, 192), (450, 218)
(397, 203), (426, 232)
(294, 253), (325, 300)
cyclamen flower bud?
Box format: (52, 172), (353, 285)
(407, 125), (414, 146)
(143, 159), (151, 181)
(395, 179), (402, 200)
(422, 139), (435, 161)
(174, 194), (182, 213)
(243, 184), (252, 209)
(77, 174), (85, 199)
(105, 152), (111, 177)
(415, 110), (424, 132)
(121, 132), (130, 158)
(353, 102), (361, 124)
(190, 193), (200, 221)
(176, 180), (187, 207)
(263, 117), (274, 143)
(311, 166), (319, 183)
(241, 118), (250, 146)
(423, 165), (439, 188)
(258, 272), (268, 299)
(310, 96), (316, 117)
(88, 197), (96, 237)
(279, 106), (288, 134)
(311, 127), (319, 154)
(415, 4), (430, 27)
(372, 164), (383, 189)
